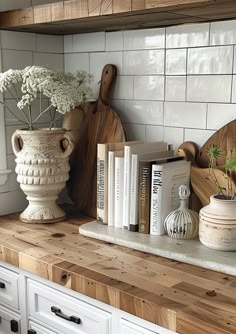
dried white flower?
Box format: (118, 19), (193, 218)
(0, 65), (93, 129)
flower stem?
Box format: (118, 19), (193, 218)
(0, 101), (28, 125)
(32, 103), (53, 124)
(28, 105), (33, 130)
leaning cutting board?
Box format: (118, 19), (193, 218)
(63, 64), (126, 218)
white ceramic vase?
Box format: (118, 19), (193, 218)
(199, 195), (236, 251)
(11, 128), (74, 223)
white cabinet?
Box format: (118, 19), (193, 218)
(0, 261), (177, 334)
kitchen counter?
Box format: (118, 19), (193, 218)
(0, 213), (236, 333)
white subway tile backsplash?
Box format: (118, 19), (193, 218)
(73, 32), (105, 52)
(124, 123), (145, 141)
(106, 31), (124, 51)
(64, 35), (73, 53)
(7, 154), (19, 192)
(210, 20), (236, 45)
(134, 76), (164, 100)
(207, 103), (236, 129)
(166, 49), (187, 75)
(112, 76), (134, 100)
(64, 53), (89, 73)
(184, 128), (215, 147)
(2, 50), (33, 70)
(36, 34), (63, 53)
(145, 125), (164, 142)
(166, 23), (209, 49)
(123, 100), (163, 125)
(124, 28), (165, 50)
(163, 127), (184, 151)
(164, 102), (207, 128)
(33, 52), (64, 71)
(187, 75), (232, 103)
(165, 76), (186, 101)
(124, 50), (164, 75)
(233, 46), (236, 73)
(1, 31), (36, 51)
(188, 46), (233, 74)
(230, 75), (236, 102)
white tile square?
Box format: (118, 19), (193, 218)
(64, 35), (73, 53)
(124, 123), (145, 142)
(134, 76), (164, 100)
(122, 100), (163, 125)
(184, 128), (215, 148)
(210, 19), (236, 45)
(166, 23), (209, 48)
(64, 53), (89, 73)
(124, 50), (164, 75)
(232, 46), (236, 73)
(124, 28), (165, 50)
(36, 34), (63, 53)
(230, 75), (236, 102)
(0, 177), (10, 194)
(2, 50), (33, 70)
(7, 154), (19, 192)
(112, 76), (134, 100)
(166, 49), (187, 75)
(164, 102), (207, 128)
(188, 46), (233, 74)
(106, 31), (124, 51)
(1, 31), (36, 51)
(165, 76), (186, 101)
(73, 32), (105, 52)
(33, 52), (64, 71)
(145, 125), (164, 142)
(163, 127), (184, 152)
(207, 103), (236, 129)
(187, 75), (232, 103)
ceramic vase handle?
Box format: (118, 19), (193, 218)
(60, 132), (74, 158)
(11, 132), (22, 157)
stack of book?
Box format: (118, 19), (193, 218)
(97, 140), (191, 235)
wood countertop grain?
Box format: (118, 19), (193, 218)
(0, 213), (236, 334)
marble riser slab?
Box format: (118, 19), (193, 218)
(79, 221), (236, 276)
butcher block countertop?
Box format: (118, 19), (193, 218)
(0, 214), (236, 334)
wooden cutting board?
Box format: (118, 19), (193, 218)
(63, 64), (126, 218)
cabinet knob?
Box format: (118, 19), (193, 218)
(28, 330), (37, 334)
(0, 282), (5, 289)
(10, 319), (19, 332)
(51, 306), (81, 324)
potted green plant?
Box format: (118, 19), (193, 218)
(199, 144), (236, 251)
(0, 65), (93, 223)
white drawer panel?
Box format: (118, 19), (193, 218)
(0, 305), (21, 334)
(28, 280), (111, 334)
(120, 318), (177, 334)
(0, 266), (19, 309)
(28, 321), (63, 334)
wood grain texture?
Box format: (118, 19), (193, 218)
(1, 0), (236, 34)
(63, 64), (126, 218)
(0, 213), (236, 333)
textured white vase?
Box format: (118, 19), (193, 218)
(199, 195), (236, 251)
(12, 128), (74, 223)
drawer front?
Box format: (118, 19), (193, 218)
(0, 306), (21, 334)
(0, 266), (19, 309)
(120, 319), (177, 334)
(28, 321), (63, 334)
(28, 280), (111, 334)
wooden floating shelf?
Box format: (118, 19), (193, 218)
(0, 0), (236, 35)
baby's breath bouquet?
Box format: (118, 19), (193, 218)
(0, 65), (93, 130)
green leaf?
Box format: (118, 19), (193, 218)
(225, 158), (236, 169)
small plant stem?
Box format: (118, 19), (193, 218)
(0, 101), (28, 125)
(32, 103), (53, 124)
(6, 86), (29, 124)
(28, 105), (33, 130)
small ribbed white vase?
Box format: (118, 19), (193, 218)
(164, 185), (199, 239)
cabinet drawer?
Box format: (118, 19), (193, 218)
(28, 321), (63, 334)
(120, 318), (177, 334)
(28, 280), (111, 334)
(0, 266), (19, 309)
(0, 305), (21, 334)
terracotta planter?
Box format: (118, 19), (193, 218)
(12, 128), (74, 223)
(199, 195), (236, 251)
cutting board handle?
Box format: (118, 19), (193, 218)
(99, 64), (117, 105)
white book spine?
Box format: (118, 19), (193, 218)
(122, 146), (130, 230)
(108, 151), (115, 227)
(150, 161), (190, 236)
(129, 154), (138, 231)
(114, 157), (124, 229)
